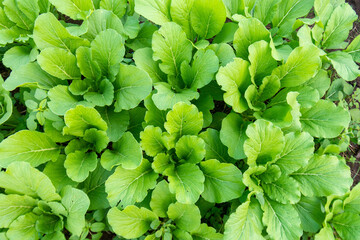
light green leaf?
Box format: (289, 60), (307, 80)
(84, 79), (114, 107)
(345, 34), (360, 62)
(327, 51), (360, 81)
(152, 22), (193, 76)
(190, 0), (226, 39)
(333, 212), (360, 240)
(216, 58), (252, 113)
(150, 180), (175, 218)
(105, 159), (158, 207)
(254, 0), (281, 25)
(294, 196), (325, 233)
(200, 128), (233, 163)
(322, 3), (357, 49)
(248, 40), (277, 86)
(262, 199), (302, 240)
(91, 29), (125, 78)
(244, 120), (285, 166)
(164, 102), (203, 138)
(344, 183), (360, 214)
(37, 48), (81, 80)
(3, 46), (37, 70)
(0, 130), (59, 168)
(98, 107), (129, 142)
(167, 202), (201, 232)
(3, 0), (39, 30)
(49, 0), (93, 20)
(0, 161), (60, 201)
(315, 226), (335, 240)
(84, 128), (109, 152)
(108, 205), (158, 239)
(7, 212), (38, 240)
(224, 200), (265, 240)
(291, 154), (352, 197)
(175, 135), (205, 164)
(207, 43), (236, 67)
(113, 64), (152, 112)
(126, 21), (158, 50)
(167, 163), (205, 204)
(100, 0), (127, 18)
(170, 0), (195, 39)
(76, 46), (101, 80)
(35, 214), (62, 234)
(275, 132), (314, 174)
(263, 176), (301, 204)
(0, 194), (37, 228)
(300, 100), (350, 138)
(213, 22), (238, 44)
(61, 186), (90, 236)
(63, 105), (107, 137)
(133, 47), (166, 83)
(152, 153), (174, 174)
(64, 151), (98, 182)
(140, 126), (166, 157)
(272, 45), (321, 87)
(220, 113), (249, 160)
(233, 16), (270, 59)
(33, 12), (89, 52)
(101, 131), (142, 170)
(152, 82), (199, 110)
(200, 159), (244, 203)
(134, 0), (171, 25)
(258, 75), (281, 101)
(191, 223), (223, 240)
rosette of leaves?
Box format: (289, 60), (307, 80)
(223, 119), (353, 240)
(108, 180), (223, 240)
(0, 161), (90, 239)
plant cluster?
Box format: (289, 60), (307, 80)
(0, 0), (360, 239)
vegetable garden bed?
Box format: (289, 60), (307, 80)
(0, 0), (360, 239)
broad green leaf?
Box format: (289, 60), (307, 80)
(100, 0), (127, 18)
(83, 79), (114, 107)
(35, 214), (62, 234)
(200, 129), (233, 163)
(272, 45), (321, 87)
(315, 226), (335, 240)
(48, 85), (93, 116)
(126, 21), (158, 50)
(0, 194), (37, 228)
(113, 64), (152, 112)
(105, 159), (158, 207)
(164, 102), (203, 138)
(76, 46), (101, 80)
(140, 126), (166, 157)
(61, 186), (90, 236)
(244, 120), (285, 166)
(134, 0), (171, 25)
(216, 58), (252, 113)
(224, 200), (265, 240)
(170, 0), (194, 39)
(3, 0), (39, 30)
(150, 180), (175, 218)
(294, 196), (325, 233)
(327, 51), (360, 81)
(322, 3), (357, 49)
(300, 100), (350, 138)
(127, 107), (146, 140)
(200, 159), (244, 203)
(212, 22), (238, 44)
(98, 107), (129, 142)
(152, 22), (193, 76)
(3, 62), (62, 91)
(152, 153), (174, 174)
(345, 34), (360, 62)
(33, 13), (89, 52)
(262, 176), (301, 204)
(0, 79), (12, 126)
(233, 16), (270, 59)
(7, 212), (38, 240)
(0, 130), (59, 168)
(258, 75), (281, 101)
(254, 0), (281, 25)
(291, 154), (352, 197)
(49, 0), (94, 20)
(175, 135), (205, 164)
(192, 93), (215, 128)
(0, 161), (60, 201)
(248, 41), (277, 86)
(258, 165), (282, 184)
(190, 0), (226, 39)
(91, 29), (125, 78)
(332, 212), (360, 240)
(262, 199), (302, 240)
(207, 43), (236, 67)
(344, 183), (360, 214)
(191, 223), (223, 240)
(272, 0), (314, 36)
(275, 132), (314, 174)
(133, 47), (166, 83)
(3, 46), (37, 70)
(167, 202), (201, 232)
(108, 205), (158, 239)
(37, 48), (81, 80)
(152, 82), (199, 110)
(167, 163), (205, 204)
(83, 9), (126, 41)
(64, 151), (98, 182)
(63, 105), (107, 137)
(101, 131), (142, 170)
(220, 113), (249, 160)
